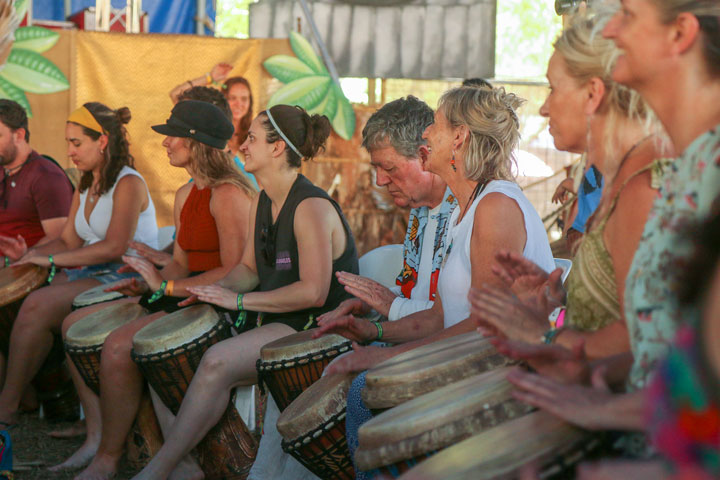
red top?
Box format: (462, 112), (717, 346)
(0, 152), (73, 254)
(177, 185), (221, 272)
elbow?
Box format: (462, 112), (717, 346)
(107, 242), (127, 259)
(309, 286), (329, 308)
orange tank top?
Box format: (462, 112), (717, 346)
(177, 185), (221, 272)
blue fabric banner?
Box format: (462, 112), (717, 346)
(31, 0), (216, 34)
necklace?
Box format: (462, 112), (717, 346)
(3, 158), (30, 188)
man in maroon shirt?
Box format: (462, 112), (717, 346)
(0, 100), (73, 264)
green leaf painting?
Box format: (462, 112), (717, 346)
(1, 49), (69, 94)
(0, 77), (30, 116)
(14, 26), (60, 53)
(0, 2), (70, 117)
(264, 31), (356, 140)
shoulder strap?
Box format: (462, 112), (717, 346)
(594, 162), (655, 229)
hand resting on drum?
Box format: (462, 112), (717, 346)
(323, 342), (395, 375)
(507, 366), (645, 431)
(335, 271), (397, 317)
(317, 297), (371, 325)
(104, 277), (149, 297)
(122, 255), (165, 292)
(314, 311), (378, 344)
(0, 234), (28, 262)
(128, 240), (172, 268)
(185, 284), (237, 310)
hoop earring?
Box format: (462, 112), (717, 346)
(450, 150), (457, 172)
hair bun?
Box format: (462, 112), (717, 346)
(116, 106), (132, 125)
(298, 112), (331, 160)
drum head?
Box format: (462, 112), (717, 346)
(396, 411), (593, 480)
(260, 328), (350, 363)
(73, 282), (124, 308)
(0, 264), (48, 307)
(355, 367), (533, 471)
(363, 332), (509, 409)
(277, 373), (354, 441)
(66, 303), (147, 348)
(132, 304), (220, 355)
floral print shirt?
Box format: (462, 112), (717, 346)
(624, 125), (720, 390)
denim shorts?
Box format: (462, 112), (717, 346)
(64, 263), (139, 284)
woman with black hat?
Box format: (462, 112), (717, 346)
(59, 100), (256, 479)
(131, 104), (358, 480)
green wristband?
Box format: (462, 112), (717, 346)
(3, 256), (9, 267)
(148, 280), (168, 304)
(371, 321), (383, 341)
(234, 293), (246, 330)
(47, 255), (57, 283)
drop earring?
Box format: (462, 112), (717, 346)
(450, 150), (457, 172)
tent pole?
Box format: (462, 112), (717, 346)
(64, 0), (72, 18)
(196, 0), (206, 35)
(298, 0), (341, 90)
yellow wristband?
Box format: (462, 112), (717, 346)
(205, 72), (213, 85)
(165, 280), (174, 297)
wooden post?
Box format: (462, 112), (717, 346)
(368, 78), (377, 106)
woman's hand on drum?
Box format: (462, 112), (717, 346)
(122, 255), (163, 292)
(314, 312), (378, 343)
(493, 250), (566, 311)
(324, 342), (394, 375)
(185, 285), (237, 310)
(489, 337), (591, 385)
(336, 271), (397, 318)
(14, 254), (50, 267)
(507, 366), (616, 431)
(129, 241), (172, 267)
(105, 277), (148, 297)
(0, 234), (28, 261)
(469, 285), (549, 343)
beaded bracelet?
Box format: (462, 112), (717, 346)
(371, 321), (383, 341)
(541, 327), (565, 345)
(148, 280), (168, 304)
(47, 255), (57, 283)
(234, 293), (247, 330)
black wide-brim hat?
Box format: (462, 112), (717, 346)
(152, 100), (234, 150)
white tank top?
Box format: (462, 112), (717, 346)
(74, 166), (158, 250)
(438, 180), (554, 328)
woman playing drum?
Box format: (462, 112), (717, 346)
(63, 100), (255, 479)
(130, 104), (359, 480)
(0, 103), (157, 429)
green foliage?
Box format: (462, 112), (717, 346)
(0, 77), (30, 117)
(13, 26), (60, 53)
(1, 49), (70, 94)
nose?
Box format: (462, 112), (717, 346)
(539, 96), (550, 117)
(375, 168), (391, 187)
(162, 137), (170, 148)
(602, 11), (620, 38)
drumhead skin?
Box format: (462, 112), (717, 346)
(355, 367), (534, 471)
(132, 304), (220, 355)
(72, 282), (124, 308)
(66, 303), (147, 348)
(277, 373), (354, 440)
(363, 332), (510, 409)
(260, 328), (351, 363)
(396, 411), (594, 480)
(0, 264), (48, 307)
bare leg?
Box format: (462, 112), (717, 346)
(132, 323), (295, 480)
(75, 310), (163, 480)
(51, 298), (141, 470)
(148, 387), (204, 480)
(0, 274), (99, 425)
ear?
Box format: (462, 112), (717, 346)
(271, 139), (287, 158)
(98, 134), (109, 151)
(453, 125), (469, 151)
(671, 12), (701, 55)
(584, 77), (606, 116)
(12, 127), (26, 143)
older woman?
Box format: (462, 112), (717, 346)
(0, 103), (157, 430)
(131, 104), (358, 480)
(470, 14), (666, 362)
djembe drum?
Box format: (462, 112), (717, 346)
(355, 367), (534, 477)
(72, 281), (125, 310)
(256, 329), (351, 412)
(363, 331), (510, 410)
(277, 373), (355, 480)
(64, 302), (162, 469)
(0, 265), (79, 421)
(397, 411), (603, 480)
(131, 304), (257, 480)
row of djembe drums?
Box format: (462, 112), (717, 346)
(1, 265), (602, 479)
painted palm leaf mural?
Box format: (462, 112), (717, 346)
(0, 0), (70, 117)
(264, 31), (356, 140)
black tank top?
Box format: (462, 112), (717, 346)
(254, 174), (359, 328)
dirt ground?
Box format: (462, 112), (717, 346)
(11, 413), (140, 480)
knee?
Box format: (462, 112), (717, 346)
(100, 330), (135, 370)
(196, 345), (231, 381)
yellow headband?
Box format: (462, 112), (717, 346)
(68, 106), (106, 135)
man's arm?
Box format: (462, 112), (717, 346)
(36, 217), (67, 246)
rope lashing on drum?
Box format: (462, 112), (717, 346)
(147, 280), (167, 304)
(47, 255), (57, 283)
(235, 293), (247, 330)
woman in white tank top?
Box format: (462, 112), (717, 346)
(0, 103), (157, 428)
(317, 86), (554, 377)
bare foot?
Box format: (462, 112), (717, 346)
(48, 437), (99, 471)
(168, 455), (204, 480)
(48, 419), (87, 439)
(73, 452), (119, 480)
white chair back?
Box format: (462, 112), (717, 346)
(157, 226), (176, 251)
(358, 244), (404, 289)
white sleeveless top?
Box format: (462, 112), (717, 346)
(74, 166), (158, 250)
(437, 180), (554, 328)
